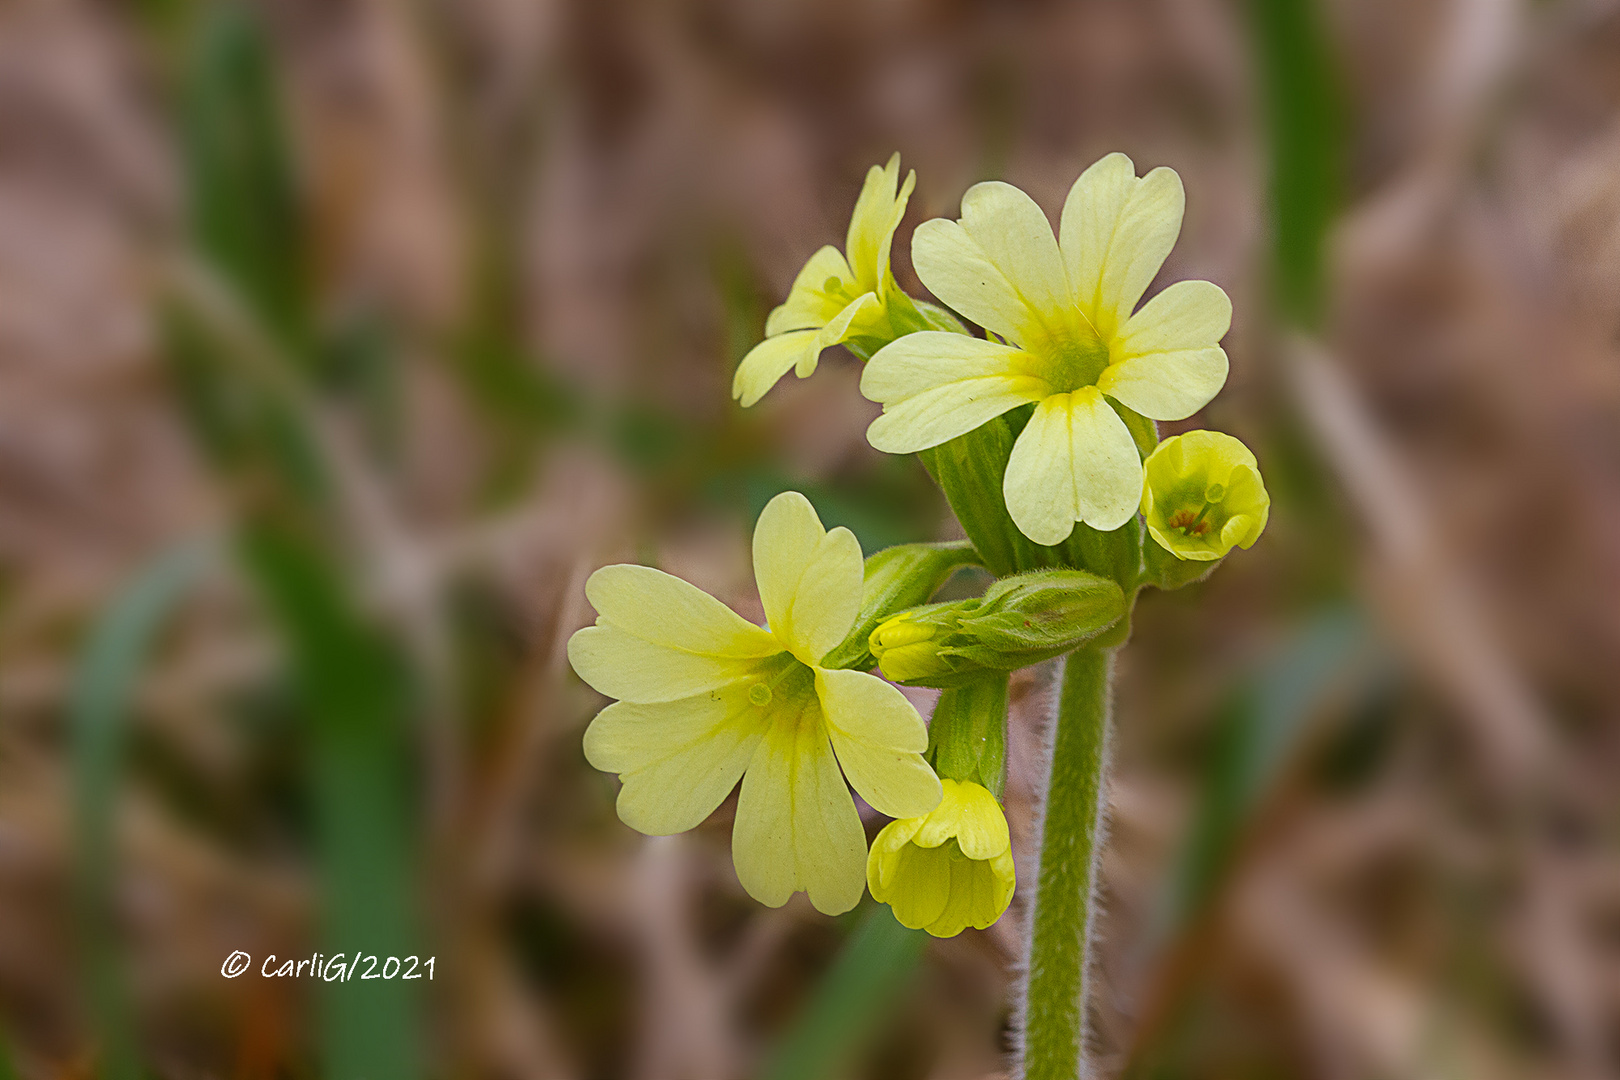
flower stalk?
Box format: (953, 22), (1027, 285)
(1018, 647), (1115, 1080)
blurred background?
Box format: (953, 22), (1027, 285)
(0, 0), (1616, 1077)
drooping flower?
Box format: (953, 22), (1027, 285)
(860, 152), (1232, 545)
(733, 154), (918, 407)
(867, 779), (1015, 937)
(568, 491), (942, 915)
(1141, 430), (1269, 561)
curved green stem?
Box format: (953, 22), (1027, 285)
(1018, 647), (1115, 1080)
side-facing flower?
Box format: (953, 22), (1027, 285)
(868, 779), (1015, 937)
(1141, 430), (1269, 561)
(568, 491), (942, 916)
(860, 152), (1231, 545)
(733, 154), (917, 407)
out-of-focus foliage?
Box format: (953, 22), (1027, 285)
(0, 0), (1613, 1078)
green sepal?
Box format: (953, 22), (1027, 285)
(922, 408), (1145, 593)
(919, 410), (1041, 578)
(1142, 535), (1222, 592)
(871, 569), (1125, 688)
(1108, 398), (1160, 461)
(927, 673), (1010, 799)
(914, 300), (971, 335)
(821, 540), (981, 670)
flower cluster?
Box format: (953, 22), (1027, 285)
(570, 151), (1271, 936)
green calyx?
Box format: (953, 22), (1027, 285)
(869, 569), (1125, 688)
(926, 674), (1009, 799)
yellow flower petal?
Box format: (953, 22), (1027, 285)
(926, 854), (1011, 937)
(800, 292), (881, 377)
(873, 840), (952, 930)
(567, 565), (782, 703)
(585, 564), (781, 655)
(862, 333), (1047, 454)
(1059, 154), (1184, 339)
(956, 180), (1072, 329)
(1003, 388), (1142, 544)
(735, 289), (881, 407)
(868, 814), (927, 891)
(846, 153), (915, 295)
(912, 216), (1044, 347)
(732, 705), (867, 915)
(862, 331), (1035, 401)
(764, 245), (857, 336)
(1060, 152), (1136, 320)
(815, 667), (941, 819)
(1097, 167), (1183, 333)
(1105, 279), (1230, 419)
(751, 492), (863, 663)
(1114, 278), (1231, 355)
(1098, 347), (1227, 421)
(583, 686), (765, 834)
(568, 626), (766, 703)
(912, 779), (1010, 859)
(733, 330), (819, 408)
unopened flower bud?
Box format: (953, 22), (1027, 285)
(869, 569), (1124, 687)
(1141, 431), (1270, 562)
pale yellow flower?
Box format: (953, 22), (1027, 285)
(1142, 430), (1269, 561)
(867, 779), (1015, 937)
(733, 154), (917, 407)
(568, 491), (942, 915)
(861, 153), (1231, 545)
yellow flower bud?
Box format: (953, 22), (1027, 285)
(1141, 431), (1270, 561)
(869, 612), (950, 682)
(867, 779), (1015, 937)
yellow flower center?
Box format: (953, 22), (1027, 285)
(1025, 322), (1112, 394)
(822, 275), (858, 307)
(1167, 507), (1213, 537)
(749, 654), (816, 711)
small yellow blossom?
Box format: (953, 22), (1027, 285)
(868, 779), (1015, 937)
(733, 154), (917, 407)
(568, 492), (942, 915)
(861, 153), (1231, 545)
(1141, 430), (1269, 561)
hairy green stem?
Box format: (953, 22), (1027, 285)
(1018, 647), (1115, 1080)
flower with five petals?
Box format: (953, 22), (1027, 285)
(860, 152), (1232, 545)
(568, 491), (943, 915)
(733, 154), (918, 407)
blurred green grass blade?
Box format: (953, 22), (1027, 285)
(761, 905), (926, 1080)
(1248, 0), (1344, 326)
(182, 2), (307, 350)
(238, 523), (421, 1080)
(72, 542), (212, 1080)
